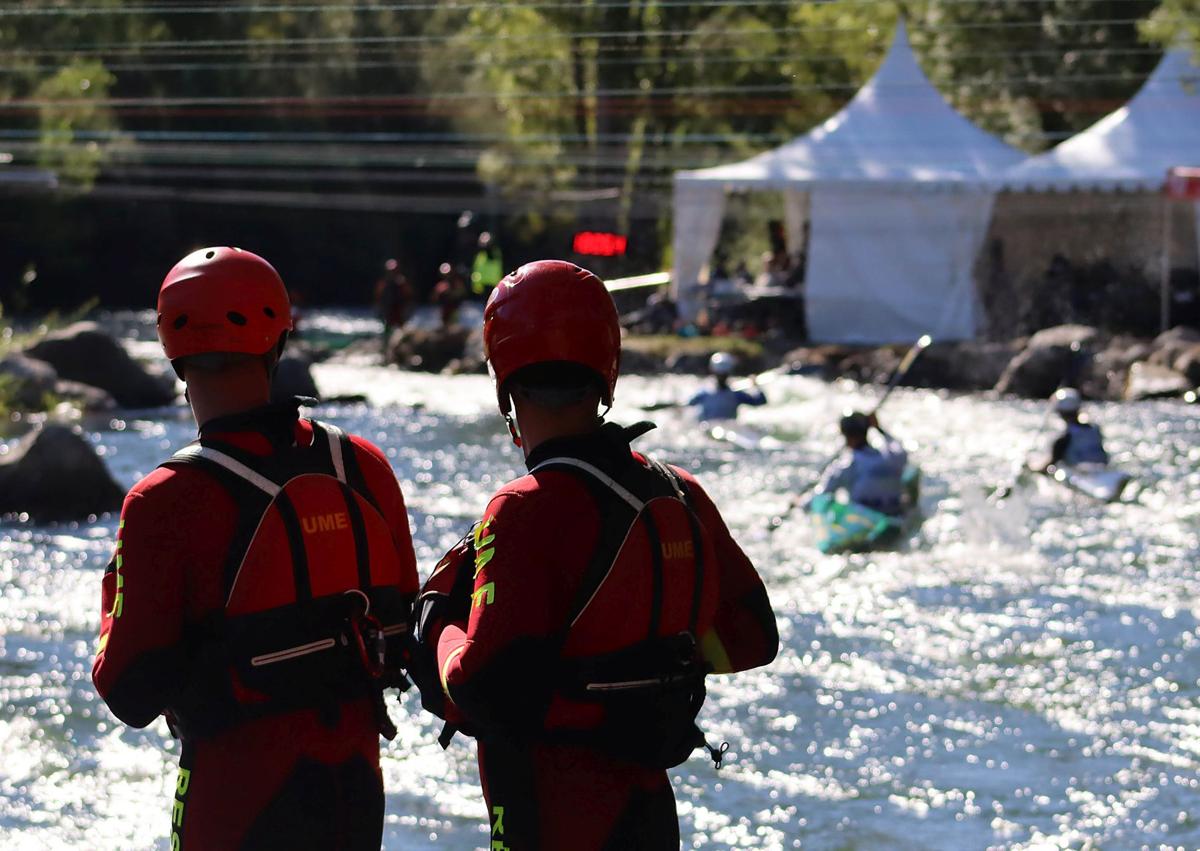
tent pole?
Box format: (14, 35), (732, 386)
(1160, 193), (1173, 333)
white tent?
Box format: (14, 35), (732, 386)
(672, 21), (1026, 343)
(1000, 47), (1200, 331)
(1002, 48), (1200, 191)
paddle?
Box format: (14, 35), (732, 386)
(990, 341), (1082, 502)
(768, 334), (931, 530)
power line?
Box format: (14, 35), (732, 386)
(8, 17), (1177, 54)
(0, 45), (1166, 75)
(63, 182), (674, 218)
(0, 128), (805, 144)
(0, 0), (1163, 16)
(0, 71), (1182, 111)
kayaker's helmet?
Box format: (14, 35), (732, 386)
(839, 411), (871, 438)
(157, 247), (292, 369)
(709, 352), (736, 377)
(1053, 387), (1082, 414)
(483, 260), (620, 417)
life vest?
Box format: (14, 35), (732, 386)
(161, 420), (412, 741)
(527, 452), (721, 770)
(1062, 422), (1108, 466)
(845, 443), (908, 515)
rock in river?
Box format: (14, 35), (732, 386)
(25, 321), (177, 409)
(0, 424), (124, 521)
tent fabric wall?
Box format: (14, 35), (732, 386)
(805, 189), (995, 343)
(783, 190), (810, 260)
(669, 181), (726, 316)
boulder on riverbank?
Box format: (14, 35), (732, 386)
(1124, 361), (1193, 400)
(1172, 344), (1200, 387)
(25, 321), (177, 408)
(0, 424), (124, 521)
(993, 325), (1099, 398)
(1148, 326), (1200, 369)
(780, 340), (1019, 391)
(54, 380), (118, 412)
(270, 352), (320, 402)
(387, 326), (471, 373)
(0, 353), (59, 409)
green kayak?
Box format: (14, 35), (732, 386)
(810, 466), (921, 554)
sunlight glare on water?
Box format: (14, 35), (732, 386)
(2, 318), (1198, 849)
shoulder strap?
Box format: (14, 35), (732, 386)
(532, 454), (703, 638)
(315, 421), (374, 591)
(532, 457), (644, 633)
(528, 457), (644, 512)
(162, 423), (370, 604)
(169, 444), (282, 496)
(317, 420), (384, 517)
(643, 458), (707, 635)
(163, 443), (282, 603)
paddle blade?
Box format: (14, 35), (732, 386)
(896, 335), (932, 373)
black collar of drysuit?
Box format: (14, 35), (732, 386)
(524, 420), (656, 475)
(198, 396), (316, 449)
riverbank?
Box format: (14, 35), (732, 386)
(618, 324), (1200, 403)
(4, 312), (1197, 432)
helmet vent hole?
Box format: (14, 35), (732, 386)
(263, 306), (276, 318)
(227, 311), (247, 326)
(205, 250), (215, 259)
(173, 314), (188, 330)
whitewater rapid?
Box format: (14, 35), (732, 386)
(1, 311), (1197, 849)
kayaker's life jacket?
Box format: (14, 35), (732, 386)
(161, 421), (413, 742)
(823, 440), (908, 515)
(687, 386), (766, 422)
(1062, 422), (1108, 466)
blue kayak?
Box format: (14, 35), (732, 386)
(810, 466), (921, 554)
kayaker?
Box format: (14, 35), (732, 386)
(410, 260), (779, 850)
(687, 352), (767, 421)
(1045, 387), (1108, 468)
(813, 411), (909, 515)
(92, 247), (419, 850)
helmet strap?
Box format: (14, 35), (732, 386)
(504, 412), (522, 448)
(264, 331), (289, 381)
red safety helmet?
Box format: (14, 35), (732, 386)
(483, 260), (620, 414)
(157, 246), (292, 362)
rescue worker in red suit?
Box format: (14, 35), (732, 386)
(92, 247), (419, 850)
(412, 260), (779, 850)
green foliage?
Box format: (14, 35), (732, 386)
(915, 0), (1161, 151)
(624, 334), (763, 360)
(0, 372), (60, 420)
(1142, 0), (1200, 54)
(0, 0), (1175, 298)
(33, 60), (122, 186)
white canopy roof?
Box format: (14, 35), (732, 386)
(1002, 48), (1200, 191)
(675, 20), (1025, 190)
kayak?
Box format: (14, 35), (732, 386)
(810, 465), (921, 554)
(1045, 463), (1132, 503)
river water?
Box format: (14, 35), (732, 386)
(1, 311), (1198, 850)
